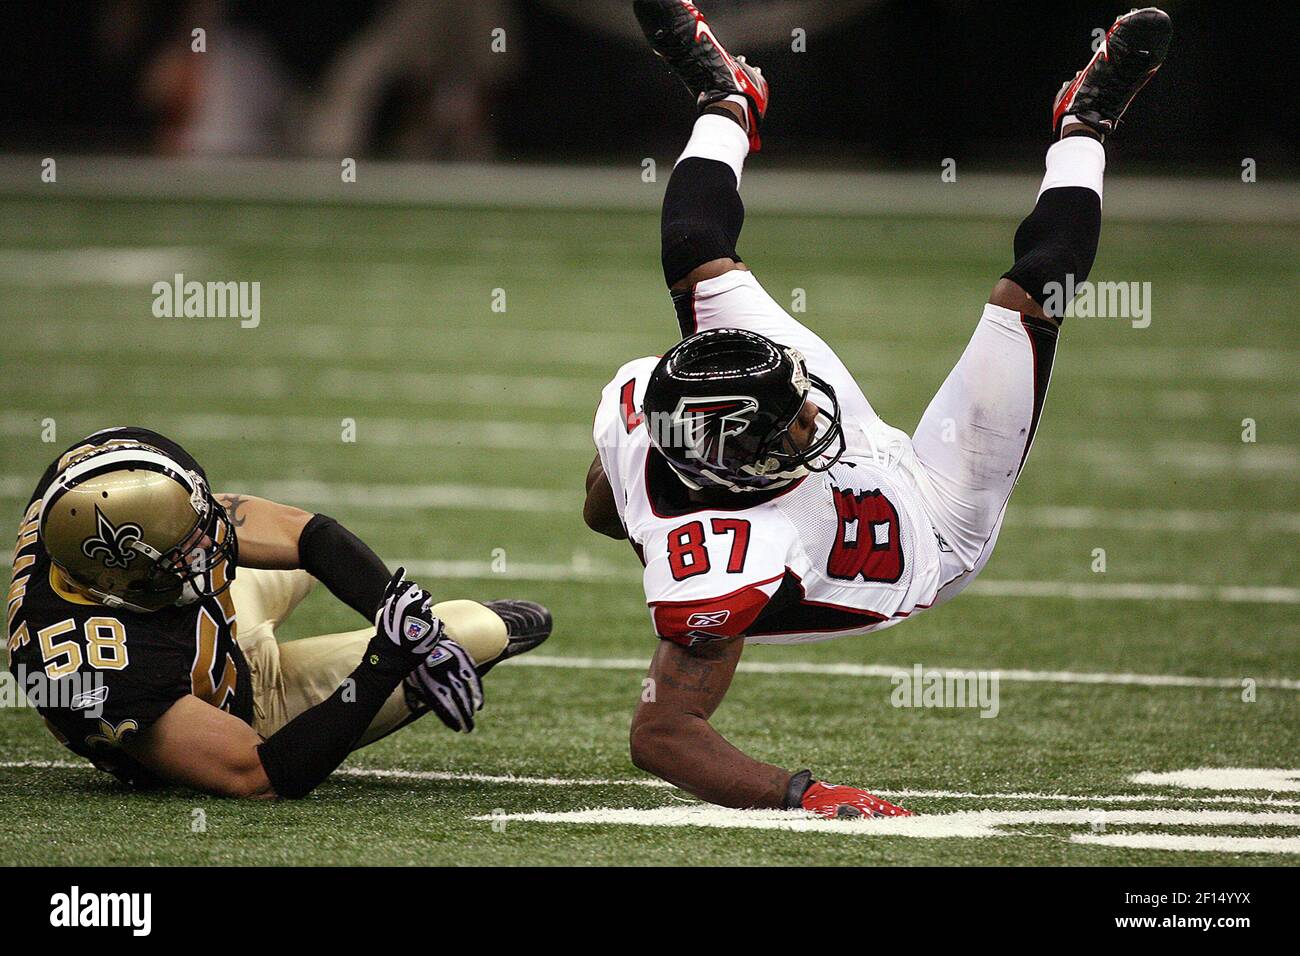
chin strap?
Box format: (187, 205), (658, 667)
(666, 455), (804, 495)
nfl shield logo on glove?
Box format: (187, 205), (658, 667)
(423, 644), (453, 666)
(403, 616), (432, 643)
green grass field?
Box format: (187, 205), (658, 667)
(1, 186), (1297, 865)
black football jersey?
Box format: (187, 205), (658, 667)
(5, 427), (252, 786)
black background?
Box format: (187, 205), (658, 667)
(3, 0), (1294, 173)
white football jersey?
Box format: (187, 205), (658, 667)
(594, 357), (944, 646)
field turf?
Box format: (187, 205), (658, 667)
(0, 187), (1296, 865)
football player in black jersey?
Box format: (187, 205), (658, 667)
(6, 427), (552, 798)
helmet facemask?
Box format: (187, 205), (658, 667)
(146, 474), (238, 607)
(748, 371), (847, 481)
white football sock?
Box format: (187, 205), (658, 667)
(675, 112), (750, 185)
(1038, 134), (1105, 206)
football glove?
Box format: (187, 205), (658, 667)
(370, 567), (445, 666)
(404, 640), (484, 733)
(787, 769), (913, 819)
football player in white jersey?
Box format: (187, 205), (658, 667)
(584, 1), (1171, 818)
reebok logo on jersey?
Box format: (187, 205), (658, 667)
(686, 610), (731, 628)
(70, 685), (110, 711)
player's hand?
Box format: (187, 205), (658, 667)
(800, 781), (913, 819)
(404, 640), (484, 733)
(370, 567), (445, 667)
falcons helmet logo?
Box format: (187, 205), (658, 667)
(670, 395), (758, 468)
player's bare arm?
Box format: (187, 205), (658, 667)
(631, 636), (791, 808)
(211, 493), (312, 569)
(124, 695), (274, 799)
(583, 456), (627, 540)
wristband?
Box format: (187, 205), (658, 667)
(784, 768), (814, 809)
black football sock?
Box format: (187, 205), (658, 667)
(661, 158), (746, 287)
(1001, 138), (1104, 317)
(660, 110), (751, 288)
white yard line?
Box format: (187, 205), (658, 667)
(1129, 768), (1300, 792)
(14, 331), (1300, 383)
(465, 806), (1300, 845)
(5, 469), (1298, 534)
(0, 758), (670, 787)
(1069, 832), (1300, 854)
(0, 411), (591, 453)
(0, 475), (567, 513)
(967, 579), (1300, 605)
(255, 481), (572, 512)
(398, 561), (1300, 607)
(1010, 505), (1300, 535)
(401, 558), (618, 580)
(505, 655), (1300, 691)
(3, 762), (1296, 808)
(336, 766), (673, 787)
(0, 489), (1292, 604)
(5, 412), (1298, 475)
(890, 789), (1300, 807)
(0, 247), (207, 285)
(14, 365), (1300, 421)
(13, 325), (645, 370)
(0, 365), (592, 409)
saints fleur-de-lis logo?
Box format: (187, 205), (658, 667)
(81, 506), (144, 570)
(84, 717), (139, 749)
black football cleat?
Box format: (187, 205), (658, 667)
(1052, 7), (1172, 138)
(634, 0), (770, 150)
(476, 599), (552, 675)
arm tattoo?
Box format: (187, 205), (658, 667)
(659, 640), (730, 695)
(218, 494), (248, 528)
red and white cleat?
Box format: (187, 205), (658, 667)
(634, 0), (770, 150)
(1052, 7), (1173, 138)
(801, 781), (915, 820)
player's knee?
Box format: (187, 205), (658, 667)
(1002, 186), (1101, 309)
(662, 221), (740, 288)
(660, 158), (745, 287)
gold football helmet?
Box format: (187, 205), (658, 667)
(39, 442), (237, 612)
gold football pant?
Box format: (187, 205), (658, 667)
(230, 568), (509, 746)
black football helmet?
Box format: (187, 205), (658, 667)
(642, 328), (845, 493)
